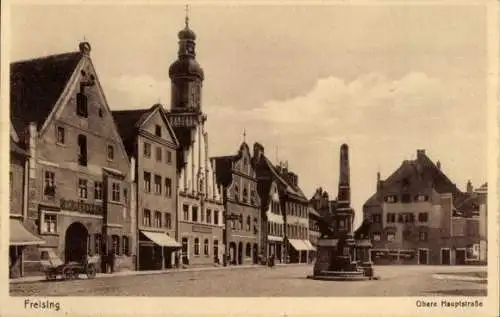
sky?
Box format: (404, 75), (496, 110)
(9, 4), (488, 227)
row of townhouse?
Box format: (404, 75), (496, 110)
(8, 18), (315, 278)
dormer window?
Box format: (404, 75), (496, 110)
(155, 125), (162, 137)
(385, 195), (398, 203)
(415, 195), (428, 202)
(77, 92), (88, 118)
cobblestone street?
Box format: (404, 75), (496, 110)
(10, 265), (487, 297)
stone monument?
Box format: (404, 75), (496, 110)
(308, 144), (375, 281)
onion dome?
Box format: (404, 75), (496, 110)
(178, 25), (196, 41)
(168, 58), (204, 80)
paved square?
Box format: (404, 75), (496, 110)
(10, 265), (487, 297)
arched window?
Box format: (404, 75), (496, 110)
(194, 238), (200, 255)
(122, 236), (129, 256)
(245, 243), (251, 257)
(182, 237), (188, 256)
(246, 216), (251, 231)
(204, 239), (209, 256)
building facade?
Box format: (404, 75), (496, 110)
(252, 143), (314, 264)
(113, 104), (181, 270)
(307, 205), (321, 262)
(363, 149), (486, 265)
(10, 42), (134, 275)
(166, 17), (225, 267)
(9, 122), (45, 278)
(213, 142), (261, 265)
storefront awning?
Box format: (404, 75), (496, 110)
(303, 240), (316, 251)
(268, 235), (283, 242)
(10, 219), (45, 246)
(288, 239), (309, 251)
(141, 230), (181, 248)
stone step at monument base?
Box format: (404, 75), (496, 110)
(307, 270), (371, 281)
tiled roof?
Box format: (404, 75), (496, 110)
(112, 109), (149, 156)
(10, 52), (82, 134)
(263, 156), (307, 200)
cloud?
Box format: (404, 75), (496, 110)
(100, 74), (171, 109)
(206, 71), (487, 227)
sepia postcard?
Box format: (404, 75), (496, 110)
(1, 0), (499, 316)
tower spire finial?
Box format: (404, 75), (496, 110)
(243, 128), (246, 143)
(185, 4), (190, 27)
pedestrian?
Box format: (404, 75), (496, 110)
(108, 249), (116, 274)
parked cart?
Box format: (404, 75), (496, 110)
(41, 250), (98, 281)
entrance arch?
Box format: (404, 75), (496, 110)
(65, 222), (89, 263)
(229, 242), (237, 265)
(238, 242), (243, 265)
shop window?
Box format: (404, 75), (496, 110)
(245, 243), (251, 257)
(122, 236), (129, 256)
(181, 238), (188, 256)
(94, 234), (101, 255)
(112, 235), (120, 255)
(194, 238), (200, 255)
(204, 239), (209, 256)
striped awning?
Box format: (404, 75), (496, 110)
(141, 230), (181, 248)
(288, 239), (309, 251)
(303, 240), (316, 251)
(10, 219), (45, 246)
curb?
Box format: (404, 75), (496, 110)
(10, 263), (310, 285)
(432, 274), (487, 282)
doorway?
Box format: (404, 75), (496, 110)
(238, 242), (243, 265)
(418, 249), (428, 265)
(441, 248), (451, 265)
(455, 249), (466, 265)
(65, 222), (88, 264)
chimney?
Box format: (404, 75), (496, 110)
(79, 42), (91, 56)
(436, 161), (441, 170)
(416, 149), (425, 160)
(466, 180), (473, 194)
